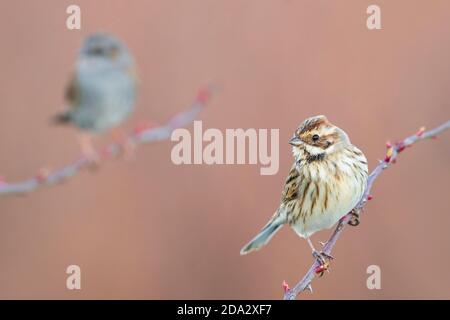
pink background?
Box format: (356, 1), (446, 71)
(0, 0), (449, 299)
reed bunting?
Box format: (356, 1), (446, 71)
(240, 115), (368, 263)
(53, 33), (137, 160)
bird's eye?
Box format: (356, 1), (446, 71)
(89, 46), (105, 56)
(109, 45), (119, 56)
(312, 134), (320, 142)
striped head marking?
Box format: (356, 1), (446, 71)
(289, 115), (350, 159)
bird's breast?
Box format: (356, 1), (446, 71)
(72, 67), (136, 132)
(287, 149), (367, 238)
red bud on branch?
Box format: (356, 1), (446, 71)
(282, 280), (290, 293)
(36, 168), (51, 183)
(196, 87), (211, 104)
(314, 264), (329, 275)
(416, 126), (426, 137)
(133, 121), (156, 136)
(384, 147), (394, 162)
(396, 141), (406, 153)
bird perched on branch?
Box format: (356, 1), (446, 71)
(240, 115), (368, 265)
(53, 33), (137, 161)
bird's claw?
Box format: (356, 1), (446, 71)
(85, 154), (101, 171)
(122, 140), (136, 162)
(348, 209), (360, 227)
(312, 250), (334, 262)
(312, 250), (334, 276)
(319, 241), (328, 248)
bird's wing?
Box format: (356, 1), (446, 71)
(65, 73), (81, 109)
(51, 73), (81, 124)
(281, 163), (301, 202)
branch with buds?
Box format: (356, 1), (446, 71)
(283, 119), (450, 300)
(0, 86), (213, 196)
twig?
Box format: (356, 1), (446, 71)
(283, 119), (450, 300)
(0, 86), (213, 196)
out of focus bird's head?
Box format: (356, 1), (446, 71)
(79, 33), (133, 68)
(290, 115), (350, 160)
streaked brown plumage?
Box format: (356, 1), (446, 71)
(240, 115), (368, 260)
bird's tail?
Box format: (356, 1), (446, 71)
(51, 112), (71, 125)
(240, 217), (283, 255)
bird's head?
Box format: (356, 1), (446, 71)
(290, 115), (350, 161)
(79, 33), (133, 68)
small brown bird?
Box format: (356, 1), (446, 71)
(240, 115), (368, 263)
(53, 33), (137, 161)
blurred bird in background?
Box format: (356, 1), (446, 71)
(240, 115), (368, 265)
(53, 33), (138, 162)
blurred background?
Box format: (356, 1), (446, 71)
(0, 0), (449, 299)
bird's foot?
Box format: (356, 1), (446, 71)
(312, 250), (334, 263)
(319, 240), (328, 248)
(312, 250), (333, 277)
(84, 153), (101, 170)
(111, 129), (135, 161)
(348, 209), (360, 227)
(122, 139), (136, 161)
(78, 133), (101, 170)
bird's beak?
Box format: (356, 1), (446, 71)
(289, 136), (302, 146)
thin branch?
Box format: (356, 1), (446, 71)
(0, 86), (213, 196)
(283, 119), (450, 300)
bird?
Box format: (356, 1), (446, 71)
(53, 32), (137, 161)
(240, 115), (368, 264)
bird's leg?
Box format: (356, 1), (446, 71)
(307, 237), (333, 274)
(111, 128), (135, 161)
(78, 132), (100, 166)
(318, 240), (328, 248)
(348, 208), (360, 227)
